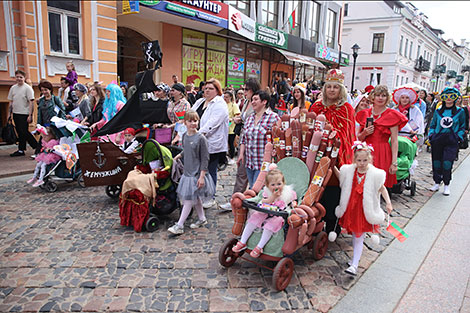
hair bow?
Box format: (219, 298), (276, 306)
(351, 141), (374, 152)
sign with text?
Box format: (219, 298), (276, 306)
(228, 5), (255, 41)
(182, 45), (205, 86)
(206, 50), (226, 86)
(123, 0), (139, 14)
(255, 23), (287, 49)
(227, 54), (245, 88)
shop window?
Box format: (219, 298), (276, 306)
(309, 1), (320, 43)
(286, 0), (301, 37)
(325, 9), (336, 48)
(228, 40), (246, 88)
(224, 0), (250, 16)
(258, 0), (278, 29)
(372, 33), (384, 53)
(47, 0), (81, 56)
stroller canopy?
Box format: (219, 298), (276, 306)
(142, 139), (173, 191)
(397, 136), (417, 181)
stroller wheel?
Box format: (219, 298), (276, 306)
(45, 181), (58, 193)
(218, 238), (240, 268)
(77, 173), (86, 188)
(105, 185), (121, 198)
(312, 231), (328, 260)
(273, 257), (294, 291)
(410, 180), (417, 196)
(145, 216), (159, 232)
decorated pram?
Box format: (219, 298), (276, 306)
(390, 135), (418, 196)
(219, 108), (341, 291)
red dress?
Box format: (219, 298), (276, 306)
(309, 100), (356, 166)
(356, 108), (408, 187)
(339, 170), (379, 236)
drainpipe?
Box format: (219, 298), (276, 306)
(19, 1), (30, 75)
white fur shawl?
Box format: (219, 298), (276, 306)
(335, 164), (386, 225)
(262, 185), (296, 206)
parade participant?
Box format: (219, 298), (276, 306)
(236, 89), (245, 111)
(290, 83), (311, 111)
(65, 61), (78, 89)
(37, 80), (67, 127)
(357, 85), (408, 188)
(232, 168), (296, 258)
(334, 142), (392, 275)
(90, 84), (126, 133)
(224, 90), (240, 164)
(168, 110), (215, 234)
(166, 83), (190, 128)
(353, 94), (371, 136)
(120, 84), (128, 100)
(142, 83), (171, 127)
(238, 90), (280, 188)
(192, 78), (229, 208)
(85, 83), (105, 127)
(120, 128), (140, 154)
(7, 70), (38, 157)
(308, 69), (356, 235)
(59, 77), (76, 112)
(428, 88), (466, 196)
(392, 87), (424, 138)
(67, 83), (91, 124)
(27, 126), (61, 187)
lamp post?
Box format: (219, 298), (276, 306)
(350, 44), (360, 94)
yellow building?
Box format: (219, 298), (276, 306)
(0, 0), (118, 134)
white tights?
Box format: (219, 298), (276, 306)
(177, 199), (205, 227)
(351, 232), (365, 268)
(240, 222), (274, 249)
(33, 161), (47, 181)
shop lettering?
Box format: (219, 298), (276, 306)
(207, 51), (225, 63)
(181, 0), (222, 14)
(183, 46), (204, 60)
(186, 61), (204, 73)
(84, 166), (122, 178)
(258, 25), (279, 38)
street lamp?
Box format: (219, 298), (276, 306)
(350, 44), (360, 94)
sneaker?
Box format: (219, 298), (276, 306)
(227, 158), (236, 165)
(232, 241), (247, 253)
(203, 199), (217, 209)
(32, 180), (44, 187)
(429, 184), (440, 192)
(10, 150), (25, 157)
(250, 246), (263, 258)
(345, 265), (357, 276)
(443, 185), (450, 196)
(190, 219), (207, 229)
(347, 260), (352, 267)
(168, 224), (184, 235)
(218, 202), (232, 211)
(27, 177), (36, 184)
(30, 154), (37, 159)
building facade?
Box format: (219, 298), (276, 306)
(341, 1), (465, 94)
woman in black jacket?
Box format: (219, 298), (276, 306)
(86, 83), (105, 127)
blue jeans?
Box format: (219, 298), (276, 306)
(246, 167), (260, 189)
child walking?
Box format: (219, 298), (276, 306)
(168, 110), (215, 235)
(27, 126), (61, 187)
(232, 168), (296, 258)
(335, 141), (393, 275)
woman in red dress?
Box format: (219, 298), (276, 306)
(356, 85), (408, 188)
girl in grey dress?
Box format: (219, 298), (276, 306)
(168, 110), (216, 235)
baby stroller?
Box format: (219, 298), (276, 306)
(119, 139), (181, 232)
(40, 155), (84, 192)
(390, 136), (417, 196)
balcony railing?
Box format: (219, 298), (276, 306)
(447, 70), (457, 79)
(414, 57), (431, 72)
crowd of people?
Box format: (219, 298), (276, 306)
(6, 64), (470, 275)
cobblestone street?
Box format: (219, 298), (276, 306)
(0, 148), (468, 312)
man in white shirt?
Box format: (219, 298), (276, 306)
(7, 70), (38, 157)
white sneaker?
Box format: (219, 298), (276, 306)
(219, 202), (232, 211)
(345, 265), (357, 276)
(168, 224), (184, 235)
(190, 219), (207, 229)
(443, 185), (450, 196)
(30, 154), (37, 159)
(227, 158), (236, 165)
(203, 199), (217, 209)
(429, 184), (440, 192)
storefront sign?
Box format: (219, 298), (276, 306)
(206, 50), (226, 86)
(183, 29), (205, 47)
(182, 45), (205, 86)
(123, 1), (139, 14)
(315, 44), (340, 63)
(228, 6), (255, 41)
(227, 54), (245, 87)
(255, 23), (287, 49)
(141, 0), (228, 28)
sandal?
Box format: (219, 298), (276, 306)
(250, 246), (263, 258)
(232, 241), (247, 253)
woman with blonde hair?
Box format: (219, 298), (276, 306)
(356, 85), (408, 188)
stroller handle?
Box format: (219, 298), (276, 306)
(242, 199), (289, 221)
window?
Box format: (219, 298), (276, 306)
(406, 77), (409, 83)
(404, 38), (408, 57)
(372, 33), (384, 53)
(344, 3), (348, 16)
(394, 5), (401, 14)
(417, 45), (421, 59)
(396, 75), (400, 87)
(409, 42), (413, 59)
(286, 0), (301, 37)
(399, 36), (403, 55)
(325, 9), (337, 48)
(400, 76), (404, 85)
(370, 73), (381, 85)
(225, 0), (250, 16)
(47, 0), (81, 55)
(259, 0), (279, 28)
(309, 1), (320, 43)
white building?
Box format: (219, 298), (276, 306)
(455, 40), (470, 94)
(341, 1), (464, 93)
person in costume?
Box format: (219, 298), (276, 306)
(232, 168), (296, 258)
(120, 128), (140, 154)
(353, 94), (371, 136)
(334, 141), (393, 276)
(308, 69), (356, 234)
(357, 85), (408, 188)
(392, 87), (425, 140)
(289, 83), (311, 111)
(168, 110), (215, 235)
(428, 87), (466, 196)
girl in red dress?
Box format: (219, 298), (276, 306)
(356, 85), (408, 188)
(334, 142), (393, 276)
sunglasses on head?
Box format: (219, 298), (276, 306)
(441, 93), (459, 101)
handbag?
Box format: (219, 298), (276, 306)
(2, 118), (17, 144)
(459, 133), (468, 149)
(233, 123), (243, 136)
(154, 127), (172, 144)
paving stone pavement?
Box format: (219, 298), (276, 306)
(0, 148), (469, 312)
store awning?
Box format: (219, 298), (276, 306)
(275, 48), (326, 69)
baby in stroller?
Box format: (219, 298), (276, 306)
(27, 126), (61, 187)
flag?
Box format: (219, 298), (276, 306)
(288, 9), (296, 30)
(175, 111), (186, 120)
(386, 221), (409, 242)
(80, 131), (91, 144)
